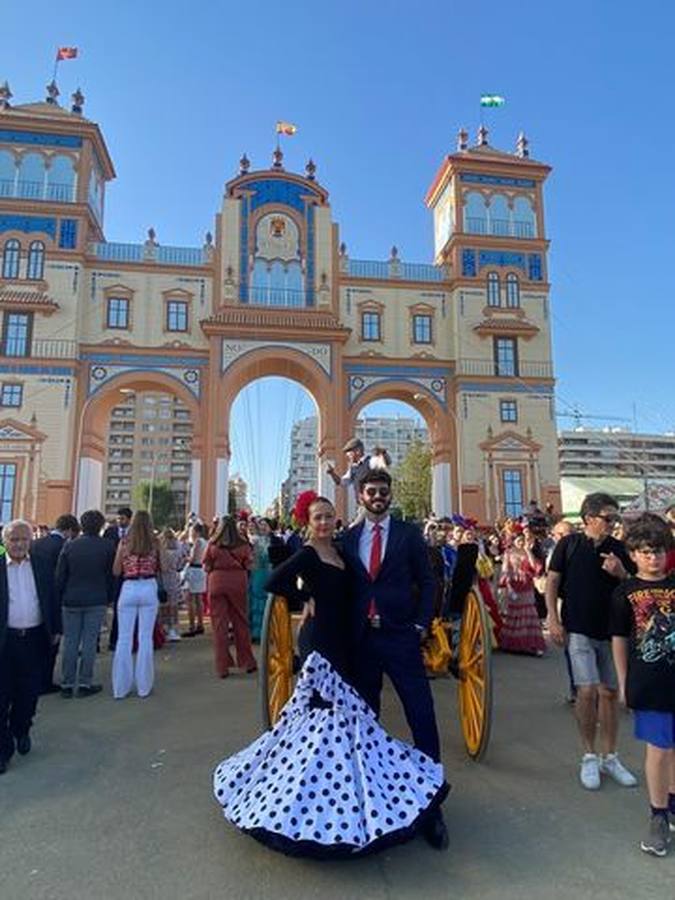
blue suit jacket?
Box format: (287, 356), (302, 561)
(341, 518), (435, 636)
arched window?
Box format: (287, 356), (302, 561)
(465, 191), (488, 235)
(506, 273), (520, 308)
(0, 150), (16, 197)
(26, 241), (45, 280)
(17, 152), (46, 199)
(2, 239), (20, 279)
(487, 271), (501, 307)
(513, 197), (537, 238)
(47, 154), (76, 202)
(488, 193), (510, 236)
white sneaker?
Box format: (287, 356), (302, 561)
(600, 753), (638, 787)
(580, 753), (601, 790)
(167, 627), (181, 642)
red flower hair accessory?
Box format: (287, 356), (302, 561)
(292, 490), (318, 527)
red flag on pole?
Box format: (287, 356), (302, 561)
(56, 47), (78, 61)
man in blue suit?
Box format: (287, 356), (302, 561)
(341, 469), (448, 849)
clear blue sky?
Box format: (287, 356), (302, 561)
(5, 0), (675, 509)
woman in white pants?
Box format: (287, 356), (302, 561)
(112, 511), (166, 699)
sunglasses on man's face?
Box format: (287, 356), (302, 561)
(364, 487), (390, 498)
(595, 514), (620, 524)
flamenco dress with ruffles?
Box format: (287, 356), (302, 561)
(213, 545), (448, 858)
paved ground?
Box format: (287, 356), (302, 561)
(2, 634), (673, 900)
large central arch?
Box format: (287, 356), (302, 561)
(209, 345), (343, 515)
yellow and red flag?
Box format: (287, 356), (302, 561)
(56, 47), (78, 61)
(275, 121), (297, 136)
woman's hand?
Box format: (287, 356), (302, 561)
(299, 598), (316, 627)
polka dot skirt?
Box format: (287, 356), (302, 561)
(213, 652), (447, 858)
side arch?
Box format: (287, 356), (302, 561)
(347, 379), (459, 515)
(74, 370), (204, 516)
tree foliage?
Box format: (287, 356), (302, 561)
(392, 440), (432, 521)
(133, 480), (176, 529)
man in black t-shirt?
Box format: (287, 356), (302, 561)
(546, 492), (637, 791)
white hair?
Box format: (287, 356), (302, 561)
(2, 519), (33, 543)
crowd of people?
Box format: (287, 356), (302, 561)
(1, 441), (675, 860)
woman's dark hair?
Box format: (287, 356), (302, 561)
(210, 515), (246, 548)
(580, 492), (618, 521)
(358, 468), (392, 491)
(625, 514), (674, 553)
(191, 521), (207, 539)
(80, 509), (105, 536)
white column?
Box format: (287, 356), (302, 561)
(215, 456), (229, 516)
(75, 456), (103, 516)
(318, 459), (336, 504)
(190, 459), (201, 515)
(432, 461), (452, 517)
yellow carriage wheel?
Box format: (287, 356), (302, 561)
(457, 589), (493, 761)
(260, 594), (294, 729)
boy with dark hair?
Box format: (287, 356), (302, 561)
(611, 514), (675, 857)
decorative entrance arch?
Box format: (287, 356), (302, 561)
(74, 371), (203, 516)
(348, 381), (459, 517)
(207, 344), (344, 516)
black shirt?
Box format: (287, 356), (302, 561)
(610, 575), (675, 712)
(549, 533), (634, 640)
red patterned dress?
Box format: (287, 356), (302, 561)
(498, 547), (546, 655)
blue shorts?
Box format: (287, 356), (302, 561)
(634, 710), (675, 749)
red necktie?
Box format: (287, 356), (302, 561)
(369, 523), (382, 581)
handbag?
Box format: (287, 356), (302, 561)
(422, 617), (451, 674)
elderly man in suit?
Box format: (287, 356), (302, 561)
(340, 468), (448, 850)
(0, 519), (60, 774)
(31, 513), (81, 693)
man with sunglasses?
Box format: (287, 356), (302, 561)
(341, 469), (448, 849)
(546, 492), (637, 790)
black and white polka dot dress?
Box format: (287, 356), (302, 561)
(213, 652), (448, 859)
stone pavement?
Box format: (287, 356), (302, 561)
(2, 636), (673, 900)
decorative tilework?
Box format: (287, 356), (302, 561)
(0, 214), (57, 239)
(478, 250), (526, 271)
(460, 173), (536, 188)
(457, 381), (553, 395)
(344, 364), (452, 409)
(462, 249), (477, 277)
(0, 130), (83, 149)
(527, 254), (543, 281)
(87, 362), (202, 399)
(239, 195), (250, 303)
(306, 204), (315, 306)
(243, 177), (322, 213)
(59, 219), (77, 249)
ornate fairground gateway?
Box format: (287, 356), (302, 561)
(0, 80), (559, 524)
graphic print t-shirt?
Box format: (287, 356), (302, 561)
(610, 574), (675, 711)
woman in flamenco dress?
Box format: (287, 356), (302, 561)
(498, 528), (546, 656)
(213, 492), (448, 859)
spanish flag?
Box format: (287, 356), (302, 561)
(56, 47), (78, 60)
(276, 121), (297, 136)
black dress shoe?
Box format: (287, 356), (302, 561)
(78, 685), (103, 697)
(60, 687), (74, 699)
(422, 811), (449, 850)
(41, 683), (61, 696)
(16, 734), (31, 756)
(0, 757), (8, 774)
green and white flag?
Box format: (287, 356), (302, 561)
(480, 94), (506, 108)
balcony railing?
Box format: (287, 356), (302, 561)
(347, 259), (445, 282)
(465, 218), (536, 239)
(457, 358), (553, 378)
(0, 179), (75, 202)
(0, 338), (78, 359)
(249, 286), (307, 307)
(89, 242), (210, 266)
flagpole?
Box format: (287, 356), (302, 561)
(52, 53), (59, 84)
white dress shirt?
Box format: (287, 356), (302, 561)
(7, 556), (42, 628)
(358, 516), (391, 573)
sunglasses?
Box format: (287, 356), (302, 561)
(364, 487), (390, 498)
(595, 514), (620, 524)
